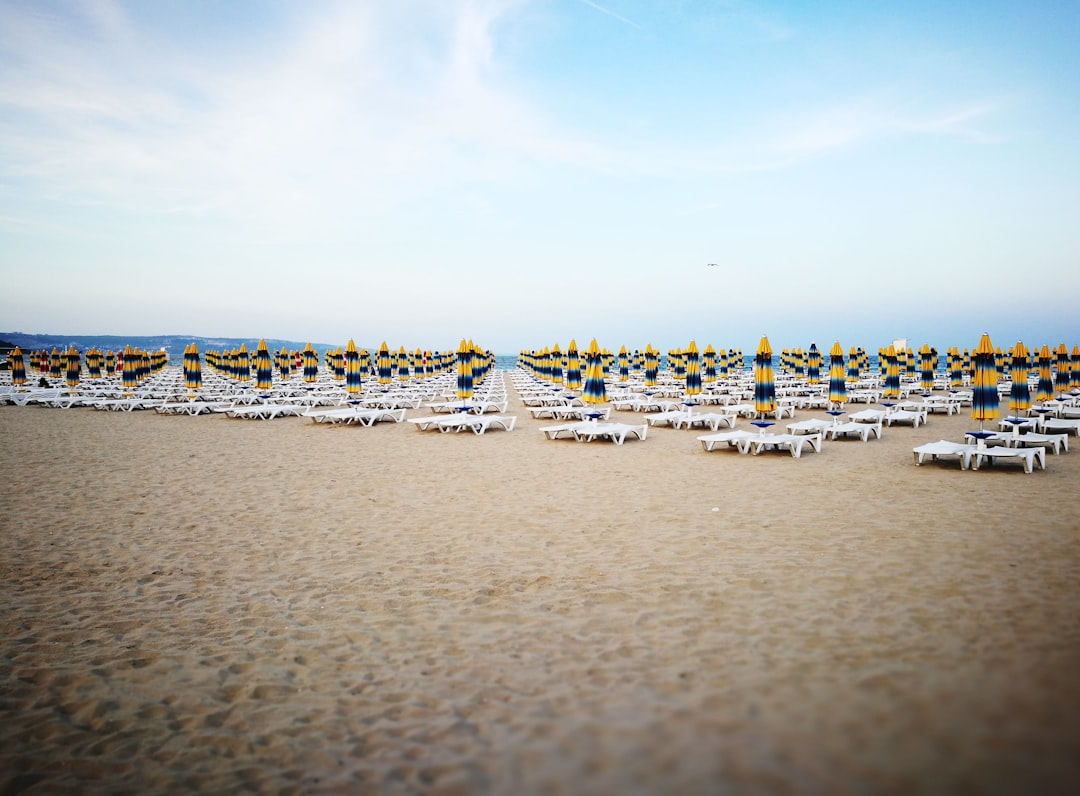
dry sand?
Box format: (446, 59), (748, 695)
(2, 375), (1080, 795)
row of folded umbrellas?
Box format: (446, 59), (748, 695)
(8, 333), (1079, 425)
(517, 335), (1080, 422)
(5, 340), (495, 396)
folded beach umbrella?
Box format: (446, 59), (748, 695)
(970, 333), (1000, 430)
(456, 338), (474, 403)
(1072, 345), (1080, 391)
(918, 343), (936, 392)
(684, 340), (702, 397)
(846, 346), (860, 383)
(565, 339), (582, 390)
(806, 342), (821, 384)
(881, 345), (900, 400)
(301, 343), (319, 383)
(828, 341), (847, 407)
(121, 345), (138, 394)
(279, 348), (292, 380)
(618, 346), (630, 382)
(235, 343), (250, 382)
(582, 338), (607, 405)
(702, 344), (717, 384)
(9, 346), (26, 387)
(84, 348), (99, 379)
(643, 344), (658, 388)
(1035, 345), (1054, 403)
(184, 343), (203, 394)
(63, 346), (80, 389)
(396, 346), (410, 381)
(946, 347), (962, 388)
(550, 343), (564, 385)
(376, 342), (393, 385)
(1056, 343), (1072, 394)
(254, 340), (274, 391)
(49, 348), (62, 379)
(344, 339), (362, 396)
(1008, 342), (1030, 416)
(753, 335), (776, 415)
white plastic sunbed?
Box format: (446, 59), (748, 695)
(407, 412), (515, 433)
(824, 420), (883, 441)
(697, 430), (760, 452)
(740, 432), (823, 458)
(973, 445), (1046, 473)
(571, 421), (647, 445)
(912, 440), (977, 469)
(538, 421), (594, 440)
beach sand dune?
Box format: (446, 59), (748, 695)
(2, 382), (1080, 794)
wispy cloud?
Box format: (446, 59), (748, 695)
(576, 0), (641, 29)
(770, 95), (1006, 156)
(0, 0), (605, 233)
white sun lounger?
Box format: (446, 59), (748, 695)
(225, 403), (306, 420)
(824, 420), (883, 441)
(884, 408), (927, 427)
(697, 430), (760, 452)
(976, 430), (1068, 454)
(672, 412), (738, 431)
(528, 405), (611, 421)
(431, 414), (517, 434)
(1042, 418), (1080, 436)
(785, 418), (835, 435)
(156, 401), (225, 416)
(572, 421), (647, 445)
(740, 432), (823, 458)
(912, 440), (977, 469)
(973, 445), (1046, 473)
(539, 421), (594, 440)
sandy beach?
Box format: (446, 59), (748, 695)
(2, 373), (1080, 795)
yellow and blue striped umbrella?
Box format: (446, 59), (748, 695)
(1072, 345), (1080, 391)
(377, 342), (393, 385)
(49, 348), (62, 379)
(63, 346), (80, 389)
(1008, 341), (1030, 416)
(255, 339), (273, 391)
(846, 346), (859, 382)
(344, 339), (362, 396)
(617, 346), (630, 382)
(881, 345), (900, 400)
(828, 341), (847, 407)
(918, 343), (935, 392)
(970, 333), (1000, 429)
(806, 342), (821, 384)
(550, 343), (563, 385)
(10, 346), (26, 387)
(1054, 343), (1070, 394)
(582, 338), (607, 405)
(643, 344), (658, 387)
(565, 339), (582, 390)
(302, 343), (319, 383)
(684, 340), (702, 396)
(1035, 345), (1054, 402)
(752, 335), (776, 415)
(121, 345), (138, 393)
(702, 344), (717, 383)
(184, 343), (203, 393)
(235, 343), (250, 382)
(455, 338), (474, 402)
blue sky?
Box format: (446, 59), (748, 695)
(1, 0), (1078, 354)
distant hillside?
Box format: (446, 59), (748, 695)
(0, 333), (342, 362)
